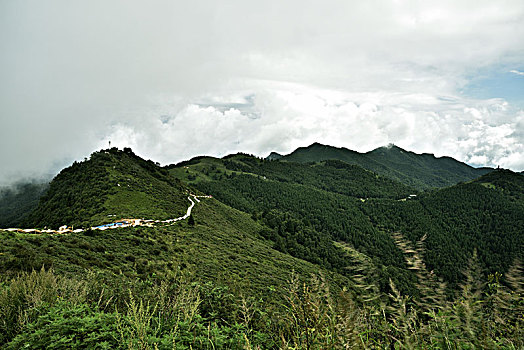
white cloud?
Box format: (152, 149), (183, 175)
(101, 81), (524, 172)
(1, 0), (524, 185)
(510, 70), (524, 76)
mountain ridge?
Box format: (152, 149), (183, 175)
(280, 142), (493, 189)
(1, 145), (523, 348)
(22, 148), (191, 229)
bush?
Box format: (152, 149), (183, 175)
(0, 268), (61, 344)
(7, 302), (120, 349)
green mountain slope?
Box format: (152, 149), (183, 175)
(23, 148), (189, 229)
(361, 170), (524, 285)
(472, 168), (524, 201)
(2, 197), (348, 296)
(170, 154), (523, 290)
(282, 142), (492, 189)
(169, 153), (416, 200)
(0, 181), (48, 228)
(169, 155), (419, 291)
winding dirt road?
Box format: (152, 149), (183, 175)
(3, 194), (212, 235)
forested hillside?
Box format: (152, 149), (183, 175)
(0, 146), (522, 349)
(170, 154), (523, 292)
(282, 142), (492, 189)
(169, 153), (415, 199)
(23, 148), (190, 229)
(472, 168), (524, 201)
(0, 181), (48, 228)
(361, 170), (524, 285)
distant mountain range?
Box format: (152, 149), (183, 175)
(274, 142), (493, 189)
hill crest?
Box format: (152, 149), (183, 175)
(280, 143), (492, 189)
(23, 148), (191, 229)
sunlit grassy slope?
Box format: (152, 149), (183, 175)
(23, 148), (191, 229)
(1, 195), (349, 297)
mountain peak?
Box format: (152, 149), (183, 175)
(266, 152), (283, 161)
(23, 148), (189, 229)
(373, 143), (406, 152)
(282, 142), (492, 190)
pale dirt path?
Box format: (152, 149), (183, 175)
(3, 194), (212, 235)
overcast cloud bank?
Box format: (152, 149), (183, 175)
(105, 81), (524, 170)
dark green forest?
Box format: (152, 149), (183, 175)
(0, 182), (48, 228)
(182, 154), (523, 291)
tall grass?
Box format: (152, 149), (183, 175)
(276, 235), (523, 349)
(0, 267), (89, 344)
(1, 244), (522, 349)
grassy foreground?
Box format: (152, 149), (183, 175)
(1, 241), (522, 349)
(1, 225), (522, 347)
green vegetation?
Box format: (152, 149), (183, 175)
(0, 181), (48, 228)
(282, 142), (492, 189)
(169, 154), (523, 293)
(171, 153), (415, 199)
(168, 156), (232, 183)
(360, 175), (524, 287)
(1, 239), (522, 349)
(171, 154), (417, 289)
(0, 190), (352, 348)
(1, 198), (344, 295)
(195, 173), (410, 291)
(472, 168), (524, 201)
(23, 148), (189, 229)
(0, 146), (522, 348)
(228, 155), (415, 199)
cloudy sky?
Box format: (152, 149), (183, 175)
(1, 0), (523, 185)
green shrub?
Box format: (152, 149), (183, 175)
(0, 267), (61, 344)
(7, 302), (120, 349)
